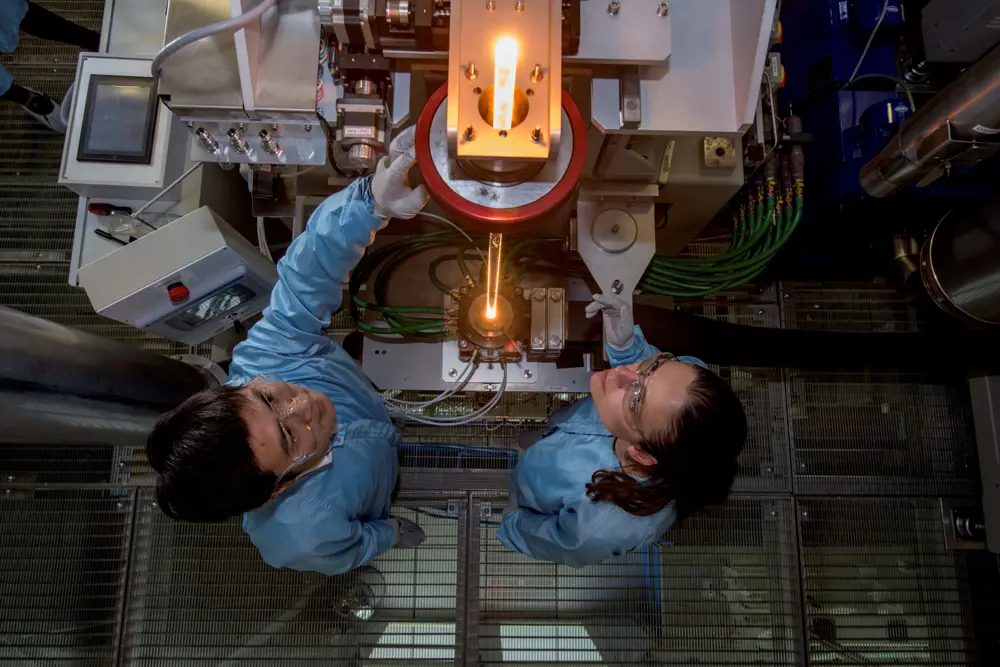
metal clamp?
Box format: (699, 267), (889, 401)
(528, 288), (566, 359)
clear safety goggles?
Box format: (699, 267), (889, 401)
(621, 352), (679, 440)
(248, 374), (333, 484)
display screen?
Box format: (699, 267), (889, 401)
(167, 284), (257, 330)
(77, 75), (158, 164)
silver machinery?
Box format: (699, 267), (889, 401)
(64, 0), (780, 365)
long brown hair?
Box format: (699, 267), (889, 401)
(586, 366), (746, 519)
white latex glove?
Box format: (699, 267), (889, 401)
(388, 516), (426, 549)
(371, 127), (429, 220)
(585, 293), (635, 351)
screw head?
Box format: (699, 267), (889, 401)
(486, 0), (495, 9)
(515, 0), (524, 10)
(305, 124), (312, 131)
(514, 287), (523, 296)
(524, 368), (533, 378)
(531, 335), (545, 347)
(607, 0), (621, 15)
(530, 64), (543, 83)
(611, 279), (624, 295)
(466, 61), (478, 81)
(459, 339), (469, 348)
(531, 126), (543, 143)
(448, 368), (458, 377)
(549, 335), (562, 347)
(656, 1), (670, 17)
(464, 125), (476, 142)
(460, 286), (469, 294)
(550, 290), (562, 302)
(533, 289), (545, 301)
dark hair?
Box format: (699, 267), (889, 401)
(586, 365), (747, 519)
(146, 385), (276, 522)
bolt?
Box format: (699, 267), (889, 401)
(466, 61), (478, 80)
(532, 335), (545, 348)
(486, 0), (495, 9)
(607, 0), (621, 15)
(499, 130), (508, 138)
(531, 126), (542, 143)
(611, 279), (624, 294)
(549, 335), (562, 347)
(448, 368), (458, 377)
(531, 64), (543, 83)
(515, 340), (523, 351)
(464, 125), (476, 142)
(187, 121), (195, 128)
(514, 287), (523, 296)
(459, 339), (469, 348)
(305, 124), (312, 131)
(460, 286), (469, 294)
(524, 368), (533, 378)
(550, 290), (562, 302)
(515, 0), (524, 10)
(473, 86), (482, 95)
(610, 224), (620, 234)
(533, 289), (546, 301)
(656, 1), (670, 17)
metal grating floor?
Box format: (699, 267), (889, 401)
(1, 1), (996, 663)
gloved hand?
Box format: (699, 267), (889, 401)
(585, 293), (635, 351)
(371, 127), (429, 220)
(388, 516), (426, 549)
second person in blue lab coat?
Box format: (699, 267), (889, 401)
(146, 128), (429, 575)
(498, 294), (748, 568)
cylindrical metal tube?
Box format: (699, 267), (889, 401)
(920, 200), (1000, 325)
(860, 44), (1000, 198)
(0, 390), (160, 447)
(0, 307), (207, 407)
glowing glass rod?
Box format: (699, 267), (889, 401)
(492, 36), (519, 131)
(484, 233), (503, 320)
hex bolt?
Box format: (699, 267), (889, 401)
(549, 335), (562, 347)
(611, 279), (624, 294)
(533, 289), (545, 301)
(532, 335), (545, 347)
(549, 290), (562, 302)
(607, 0), (621, 15)
(531, 64), (543, 82)
(656, 1), (670, 17)
(448, 368), (458, 377)
(464, 125), (476, 142)
(531, 126), (543, 143)
(524, 368), (533, 378)
(466, 61), (478, 80)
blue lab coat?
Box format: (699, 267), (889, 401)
(497, 328), (706, 568)
(228, 177), (400, 575)
(0, 0), (28, 95)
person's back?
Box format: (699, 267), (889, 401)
(499, 295), (747, 567)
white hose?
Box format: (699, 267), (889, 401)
(388, 365), (508, 426)
(151, 0), (278, 77)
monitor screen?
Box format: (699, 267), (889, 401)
(166, 284), (258, 331)
(77, 75), (158, 164)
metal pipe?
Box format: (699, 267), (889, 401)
(920, 199), (1000, 325)
(0, 390), (159, 447)
(0, 307), (207, 407)
(860, 44), (1000, 198)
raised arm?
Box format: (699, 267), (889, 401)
(229, 129), (428, 382)
(586, 294), (706, 368)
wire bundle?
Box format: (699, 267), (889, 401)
(383, 360), (509, 426)
(640, 161), (805, 298)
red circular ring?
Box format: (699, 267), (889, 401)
(415, 83), (588, 234)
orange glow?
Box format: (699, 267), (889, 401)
(492, 36), (519, 131)
(484, 233), (503, 321)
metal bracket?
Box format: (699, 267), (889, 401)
(528, 288), (566, 359)
(576, 190), (656, 305)
(619, 69), (641, 130)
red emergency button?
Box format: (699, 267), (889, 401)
(167, 282), (190, 304)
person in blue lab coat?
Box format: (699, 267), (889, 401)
(146, 128), (429, 575)
(1, 1), (100, 131)
(498, 294), (747, 568)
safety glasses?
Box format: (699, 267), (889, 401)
(620, 352), (678, 440)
